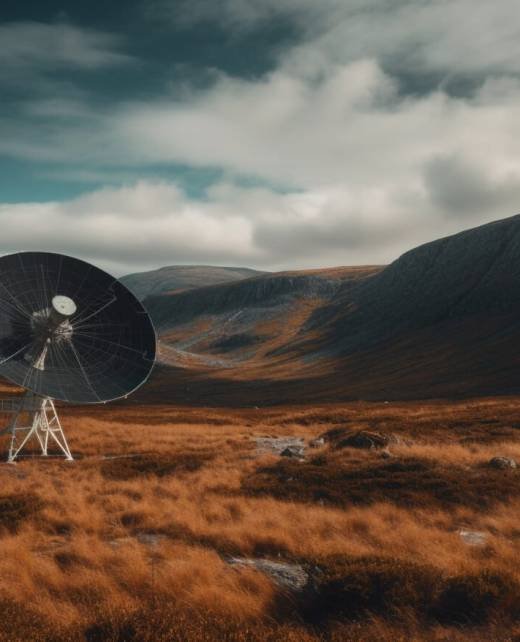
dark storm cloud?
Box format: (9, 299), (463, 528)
(153, 0), (520, 94)
(0, 21), (131, 70)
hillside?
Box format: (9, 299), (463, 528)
(144, 266), (381, 370)
(136, 215), (520, 405)
(121, 265), (266, 300)
(327, 214), (520, 352)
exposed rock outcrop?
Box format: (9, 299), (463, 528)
(228, 557), (309, 591)
(488, 456), (517, 470)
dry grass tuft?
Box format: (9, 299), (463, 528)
(432, 569), (520, 625)
(0, 494), (44, 533)
(101, 451), (213, 480)
(299, 556), (520, 627)
(242, 455), (520, 509)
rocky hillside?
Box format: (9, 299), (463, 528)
(137, 215), (520, 404)
(143, 266), (381, 370)
(121, 265), (265, 300)
(145, 267), (379, 329)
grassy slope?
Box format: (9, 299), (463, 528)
(0, 397), (518, 641)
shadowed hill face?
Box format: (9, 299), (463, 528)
(121, 265), (266, 300)
(323, 214), (520, 354)
(137, 214), (520, 404)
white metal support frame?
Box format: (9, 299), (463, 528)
(4, 393), (73, 463)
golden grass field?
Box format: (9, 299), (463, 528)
(0, 394), (519, 641)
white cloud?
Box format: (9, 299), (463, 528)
(0, 176), (513, 277)
(1, 5), (520, 272)
(289, 0), (520, 79)
(0, 182), (257, 275)
(110, 57), (520, 195)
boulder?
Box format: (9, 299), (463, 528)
(458, 529), (487, 546)
(228, 557), (309, 591)
(488, 456), (517, 470)
(281, 446), (305, 458)
(319, 427), (404, 449)
(309, 437), (325, 448)
(255, 437), (305, 456)
(335, 430), (390, 450)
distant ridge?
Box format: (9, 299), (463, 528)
(121, 265), (266, 300)
(144, 266), (381, 329)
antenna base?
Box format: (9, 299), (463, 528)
(5, 394), (73, 463)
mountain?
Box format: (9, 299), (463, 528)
(120, 265), (266, 300)
(137, 215), (520, 405)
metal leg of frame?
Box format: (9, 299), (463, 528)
(6, 395), (73, 463)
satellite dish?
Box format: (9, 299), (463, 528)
(0, 251), (156, 462)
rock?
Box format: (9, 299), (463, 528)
(255, 437), (305, 456)
(319, 427), (404, 449)
(488, 456), (517, 470)
(136, 532), (165, 547)
(281, 446), (305, 458)
(108, 537), (134, 548)
(109, 533), (165, 548)
(228, 557), (309, 591)
(309, 437), (325, 448)
(458, 529), (487, 546)
(380, 449), (392, 459)
(335, 430), (390, 450)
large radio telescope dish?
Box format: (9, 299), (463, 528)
(0, 251), (156, 461)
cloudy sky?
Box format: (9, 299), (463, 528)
(1, 1), (519, 275)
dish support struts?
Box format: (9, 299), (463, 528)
(1, 393), (73, 462)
